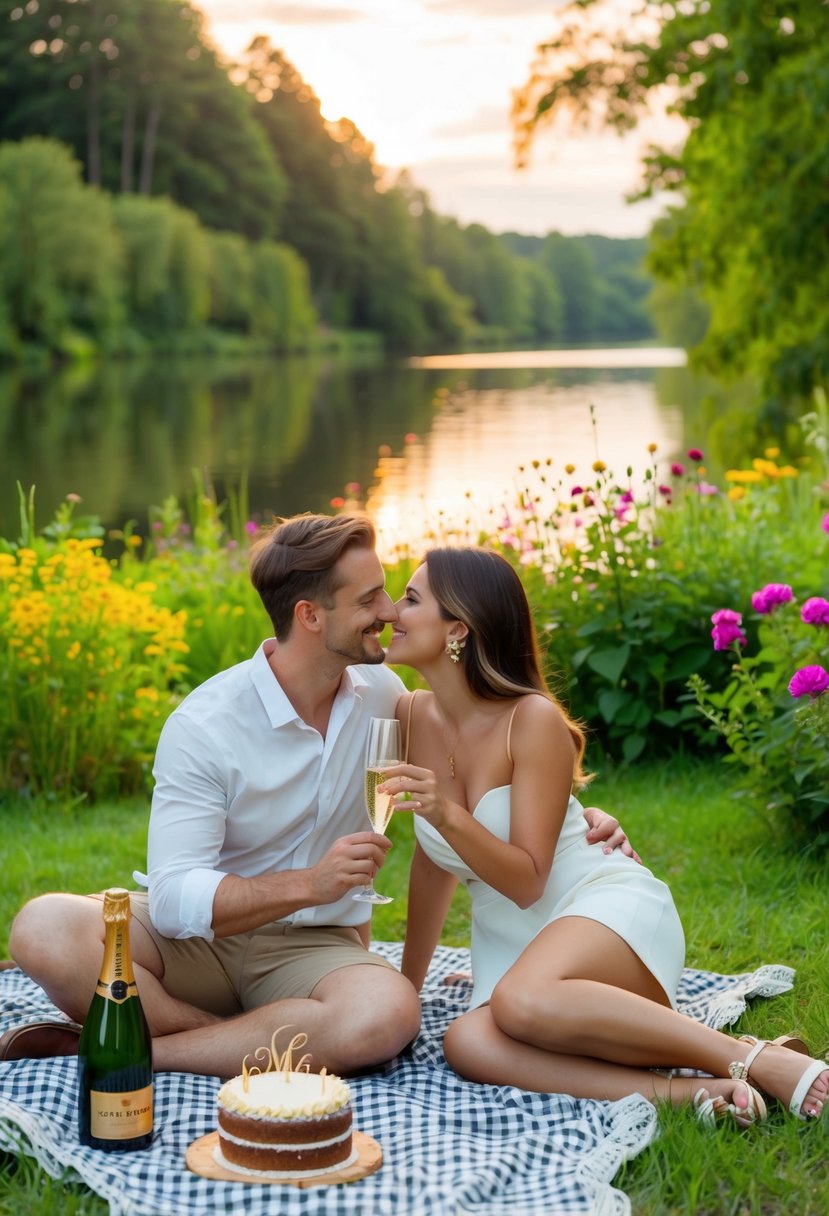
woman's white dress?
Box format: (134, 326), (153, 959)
(415, 787), (685, 1010)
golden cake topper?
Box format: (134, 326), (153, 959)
(241, 1026), (313, 1093)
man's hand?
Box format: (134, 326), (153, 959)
(583, 806), (642, 864)
(309, 831), (392, 904)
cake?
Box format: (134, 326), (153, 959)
(213, 1029), (357, 1179)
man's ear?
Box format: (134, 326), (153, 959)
(294, 599), (322, 635)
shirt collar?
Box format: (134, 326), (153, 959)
(250, 643), (369, 728)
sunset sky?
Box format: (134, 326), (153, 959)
(196, 0), (679, 238)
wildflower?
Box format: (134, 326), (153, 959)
(711, 608), (747, 651)
(801, 597), (829, 627)
(329, 497), (345, 509)
(66, 493), (82, 504)
(658, 485), (672, 497)
(647, 443), (658, 454)
(570, 485), (583, 496)
(405, 433), (418, 443)
(823, 513), (829, 534)
(345, 482), (361, 495)
(726, 469), (763, 484)
(564, 463), (575, 474)
(619, 490), (634, 504)
(751, 584), (793, 615)
(687, 448), (704, 462)
(727, 486), (746, 501)
(694, 483), (719, 496)
(764, 446), (780, 459)
(592, 460), (606, 473)
(245, 520), (258, 535)
(671, 463), (684, 477)
(788, 665), (829, 699)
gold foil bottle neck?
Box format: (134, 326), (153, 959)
(102, 887), (131, 923)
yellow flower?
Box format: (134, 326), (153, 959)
(592, 461), (607, 473)
(647, 443), (658, 454)
(727, 486), (746, 501)
(725, 469), (763, 484)
(564, 464), (575, 474)
(764, 446), (780, 459)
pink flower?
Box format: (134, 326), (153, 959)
(619, 490), (634, 504)
(658, 484), (672, 497)
(245, 520), (259, 534)
(823, 513), (829, 534)
(711, 608), (747, 651)
(801, 596), (829, 626)
(694, 482), (719, 496)
(788, 665), (829, 699)
(687, 448), (704, 462)
(671, 463), (685, 477)
(614, 506), (629, 521)
(570, 485), (584, 496)
(751, 583), (793, 615)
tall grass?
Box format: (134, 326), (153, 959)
(1, 758), (828, 1214)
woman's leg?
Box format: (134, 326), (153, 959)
(444, 916), (827, 1116)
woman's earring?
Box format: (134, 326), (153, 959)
(446, 639), (464, 664)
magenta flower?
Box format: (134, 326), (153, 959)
(619, 490), (634, 504)
(245, 520), (259, 535)
(751, 583), (793, 615)
(671, 462), (685, 477)
(801, 596), (829, 626)
(570, 485), (584, 496)
(658, 484), (672, 497)
(788, 665), (829, 699)
(823, 513), (829, 534)
(711, 608), (747, 651)
(687, 448), (704, 462)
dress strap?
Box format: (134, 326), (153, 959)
(506, 701), (521, 765)
(404, 689), (420, 762)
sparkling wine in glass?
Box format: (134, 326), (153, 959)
(352, 717), (401, 905)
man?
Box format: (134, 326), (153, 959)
(3, 514), (631, 1074)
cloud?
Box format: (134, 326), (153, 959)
(431, 104), (509, 139)
(199, 2), (365, 25)
(424, 0), (568, 16)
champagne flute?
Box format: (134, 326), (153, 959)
(352, 717), (401, 904)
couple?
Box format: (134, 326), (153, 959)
(5, 514), (827, 1126)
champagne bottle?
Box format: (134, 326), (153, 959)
(78, 887), (153, 1151)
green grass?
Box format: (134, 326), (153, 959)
(1, 759), (828, 1215)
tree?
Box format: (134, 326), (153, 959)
(514, 1), (829, 404)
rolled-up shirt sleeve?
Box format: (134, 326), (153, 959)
(146, 711), (230, 940)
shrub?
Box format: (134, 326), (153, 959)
(0, 496), (189, 798)
(688, 559), (829, 842)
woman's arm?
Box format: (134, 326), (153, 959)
(401, 842), (458, 991)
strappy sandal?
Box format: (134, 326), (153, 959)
(738, 1032), (810, 1056)
(730, 1039), (829, 1120)
(693, 1081), (766, 1128)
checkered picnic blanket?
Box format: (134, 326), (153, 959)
(0, 945), (795, 1216)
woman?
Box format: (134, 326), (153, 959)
(381, 547), (828, 1125)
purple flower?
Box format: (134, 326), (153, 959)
(711, 608), (747, 651)
(570, 485), (584, 496)
(801, 596), (829, 626)
(619, 490), (634, 504)
(687, 448), (704, 462)
(823, 513), (829, 534)
(694, 482), (719, 496)
(788, 665), (829, 699)
(671, 462), (685, 477)
(751, 583), (793, 615)
(245, 520), (258, 535)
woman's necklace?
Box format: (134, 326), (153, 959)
(438, 710), (462, 779)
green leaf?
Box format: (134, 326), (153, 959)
(586, 643), (631, 686)
(598, 688), (630, 723)
(622, 733), (647, 764)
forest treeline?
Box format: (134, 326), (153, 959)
(0, 1), (655, 358)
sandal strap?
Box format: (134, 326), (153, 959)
(729, 1038), (768, 1082)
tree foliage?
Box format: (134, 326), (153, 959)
(514, 0), (829, 404)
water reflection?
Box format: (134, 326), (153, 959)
(1, 349), (709, 554)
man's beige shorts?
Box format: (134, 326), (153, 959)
(90, 892), (394, 1018)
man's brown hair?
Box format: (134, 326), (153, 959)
(249, 513), (376, 637)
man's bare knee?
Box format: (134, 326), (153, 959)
(10, 893), (101, 981)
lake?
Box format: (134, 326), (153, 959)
(1, 345), (715, 558)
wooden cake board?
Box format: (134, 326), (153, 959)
(186, 1129), (382, 1188)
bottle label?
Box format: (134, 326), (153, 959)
(89, 1085), (153, 1139)
(94, 979), (140, 1004)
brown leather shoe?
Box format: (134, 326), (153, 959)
(0, 1020), (83, 1061)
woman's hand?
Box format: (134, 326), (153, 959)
(377, 763), (448, 830)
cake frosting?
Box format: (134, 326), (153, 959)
(213, 1029), (357, 1179)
